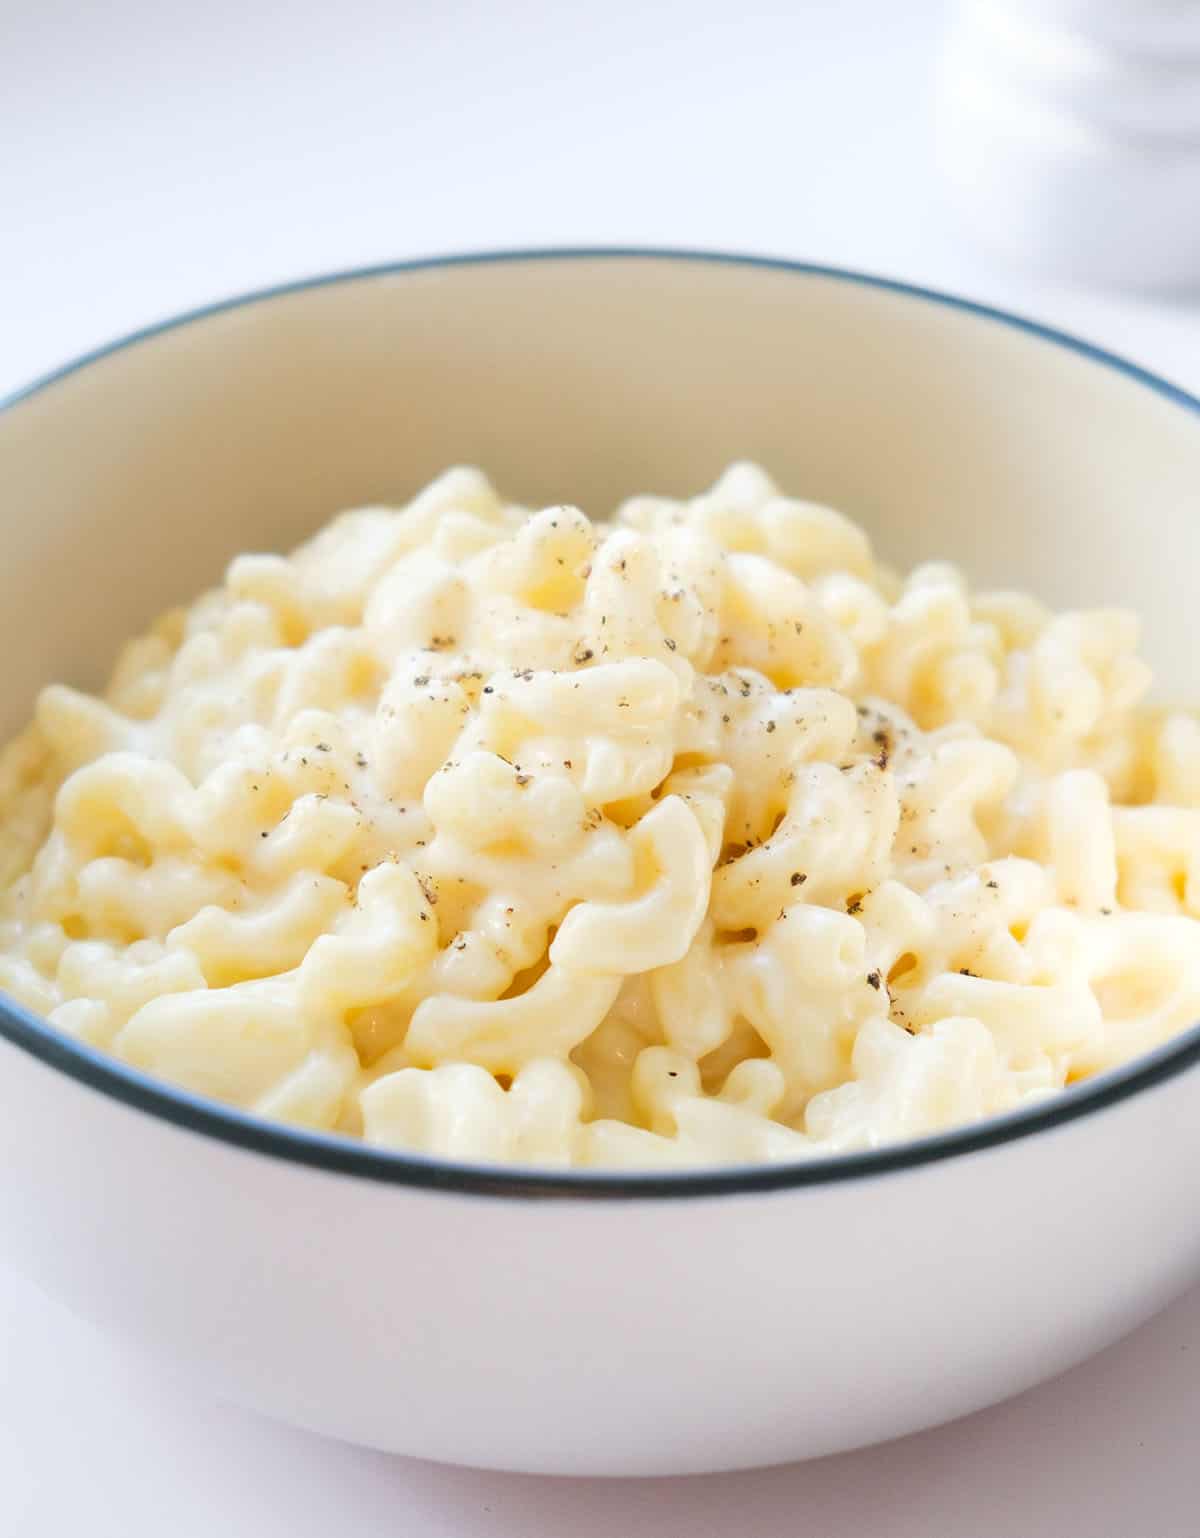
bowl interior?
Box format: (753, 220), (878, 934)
(2, 253), (1197, 736)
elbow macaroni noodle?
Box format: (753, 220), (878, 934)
(1, 462), (1197, 1167)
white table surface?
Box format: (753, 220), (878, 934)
(2, 2), (1199, 1533)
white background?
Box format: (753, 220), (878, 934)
(2, 1), (1199, 1533)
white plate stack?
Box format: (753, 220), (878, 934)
(936, 0), (1200, 290)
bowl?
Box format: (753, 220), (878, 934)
(2, 250), (1199, 1476)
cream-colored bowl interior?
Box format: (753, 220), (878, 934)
(2, 253), (1197, 739)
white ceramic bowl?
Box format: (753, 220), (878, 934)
(2, 251), (1199, 1477)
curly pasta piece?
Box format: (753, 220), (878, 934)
(361, 1057), (589, 1164)
(116, 973), (357, 1127)
(169, 873), (349, 987)
(404, 965), (621, 1074)
(550, 797), (710, 974)
(298, 864), (437, 1017)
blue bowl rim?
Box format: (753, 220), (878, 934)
(2, 244), (1200, 1202)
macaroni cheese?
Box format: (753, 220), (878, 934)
(1, 463), (1196, 1167)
